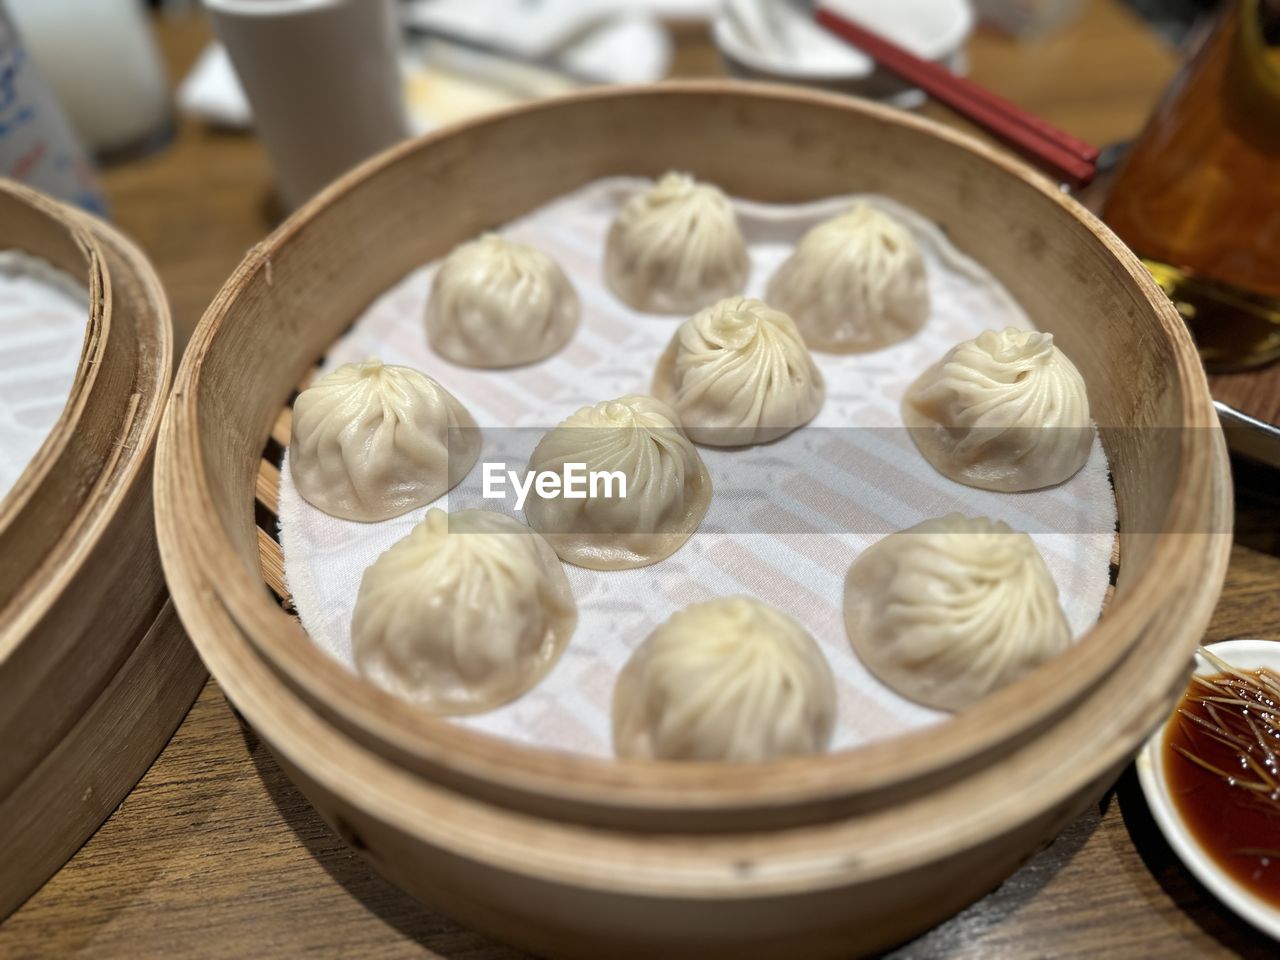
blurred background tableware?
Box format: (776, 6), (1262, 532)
(1102, 0), (1280, 467)
(0, 2), (105, 213)
(713, 0), (974, 107)
(5, 0), (171, 158)
(180, 1), (674, 137)
(970, 0), (1086, 36)
(400, 0), (673, 124)
(203, 0), (410, 210)
(812, 4), (1099, 185)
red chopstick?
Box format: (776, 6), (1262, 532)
(814, 6), (1099, 188)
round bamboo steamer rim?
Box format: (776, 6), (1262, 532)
(0, 181), (110, 605)
(157, 83), (1232, 829)
(0, 179), (176, 799)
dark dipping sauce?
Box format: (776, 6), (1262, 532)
(1164, 667), (1280, 906)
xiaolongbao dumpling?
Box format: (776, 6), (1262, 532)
(522, 395), (712, 570)
(766, 203), (928, 352)
(843, 514), (1071, 711)
(903, 327), (1092, 492)
(289, 359), (481, 522)
(652, 296), (825, 446)
(352, 508), (576, 713)
(426, 233), (579, 367)
(613, 597), (836, 762)
(605, 172), (749, 314)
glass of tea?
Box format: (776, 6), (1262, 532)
(1103, 0), (1280, 372)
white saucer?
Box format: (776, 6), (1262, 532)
(1137, 638), (1280, 941)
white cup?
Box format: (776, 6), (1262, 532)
(204, 0), (409, 209)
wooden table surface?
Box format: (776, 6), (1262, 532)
(4, 3), (1280, 957)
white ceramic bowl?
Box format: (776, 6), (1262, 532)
(1137, 638), (1280, 941)
(713, 0), (974, 107)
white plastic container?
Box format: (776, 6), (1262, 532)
(6, 0), (171, 155)
(0, 3), (104, 212)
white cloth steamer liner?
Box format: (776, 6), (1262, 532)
(278, 177), (1116, 757)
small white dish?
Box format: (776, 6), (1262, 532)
(1137, 638), (1280, 941)
(713, 0), (973, 108)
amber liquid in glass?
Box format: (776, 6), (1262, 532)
(1103, 0), (1280, 371)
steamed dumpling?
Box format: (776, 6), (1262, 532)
(613, 596), (836, 762)
(843, 514), (1071, 711)
(903, 327), (1092, 492)
(289, 359), (481, 522)
(426, 233), (579, 368)
(522, 395), (712, 570)
(605, 172), (749, 314)
(652, 296), (825, 446)
(352, 508), (576, 713)
(766, 203), (928, 352)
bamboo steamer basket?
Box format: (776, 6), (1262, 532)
(0, 180), (206, 918)
(156, 84), (1232, 956)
